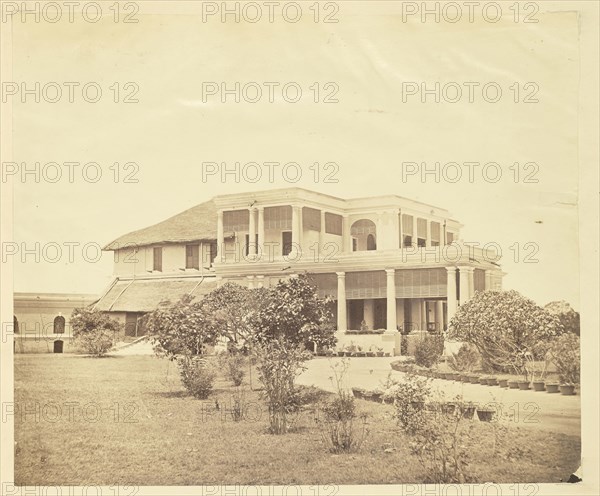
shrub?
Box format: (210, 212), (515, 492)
(318, 359), (367, 453)
(383, 372), (431, 435)
(414, 334), (444, 368)
(219, 352), (246, 386)
(400, 335), (408, 355)
(548, 333), (580, 385)
(448, 343), (480, 373)
(177, 356), (216, 399)
(70, 308), (121, 357)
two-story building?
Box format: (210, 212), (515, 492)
(95, 187), (504, 354)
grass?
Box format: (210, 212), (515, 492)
(14, 354), (580, 485)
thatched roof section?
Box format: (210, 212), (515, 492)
(94, 277), (218, 313)
(103, 200), (219, 251)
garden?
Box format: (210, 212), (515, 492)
(14, 278), (581, 485)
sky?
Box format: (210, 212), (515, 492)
(4, 1), (582, 308)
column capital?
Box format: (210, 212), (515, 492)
(445, 266), (457, 273)
(336, 271), (346, 278)
(385, 268), (396, 275)
(459, 266), (475, 273)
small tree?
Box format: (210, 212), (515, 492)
(448, 343), (480, 373)
(448, 290), (563, 376)
(70, 308), (122, 357)
(251, 274), (336, 434)
(414, 334), (444, 368)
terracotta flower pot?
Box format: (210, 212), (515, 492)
(337, 351), (344, 357)
(356, 351), (366, 357)
(366, 351), (375, 357)
(508, 380), (520, 389)
(460, 404), (476, 419)
(476, 409), (495, 422)
(384, 352), (391, 357)
(532, 381), (546, 392)
(498, 379), (508, 388)
(351, 387), (365, 399)
(479, 377), (489, 385)
(371, 392), (383, 402)
(518, 381), (530, 390)
(545, 383), (560, 393)
(469, 375), (480, 384)
(344, 351), (352, 357)
(487, 377), (498, 386)
(559, 384), (576, 395)
(376, 351), (384, 357)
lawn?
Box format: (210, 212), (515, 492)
(14, 354), (580, 485)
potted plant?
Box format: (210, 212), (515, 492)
(459, 402), (476, 419)
(469, 374), (480, 384)
(508, 380), (520, 389)
(351, 387), (365, 399)
(376, 346), (385, 357)
(545, 382), (560, 393)
(345, 343), (357, 357)
(487, 376), (499, 386)
(384, 352), (391, 357)
(366, 345), (376, 357)
(479, 376), (489, 385)
(532, 380), (546, 391)
(517, 380), (530, 390)
(371, 390), (384, 402)
(498, 378), (508, 388)
(476, 407), (495, 422)
(559, 384), (576, 395)
(355, 345), (366, 358)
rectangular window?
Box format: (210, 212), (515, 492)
(185, 244), (200, 269)
(282, 231), (292, 256)
(223, 210), (250, 232)
(209, 242), (217, 264)
(431, 221), (440, 247)
(417, 218), (427, 247)
(153, 247), (162, 272)
(325, 213), (343, 235)
(264, 206), (292, 230)
(402, 214), (414, 247)
(303, 207), (321, 231)
(352, 238), (358, 252)
(446, 232), (455, 245)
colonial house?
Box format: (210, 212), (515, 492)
(13, 292), (98, 353)
(95, 187), (504, 355)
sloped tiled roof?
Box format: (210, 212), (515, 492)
(94, 277), (218, 313)
(103, 200), (218, 251)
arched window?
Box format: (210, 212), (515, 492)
(350, 219), (377, 252)
(14, 316), (19, 334)
(53, 316), (65, 334)
(367, 234), (377, 251)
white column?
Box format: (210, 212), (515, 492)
(255, 275), (265, 288)
(246, 275), (255, 289)
(364, 299), (375, 329)
(421, 300), (427, 331)
(291, 205), (302, 257)
(484, 269), (492, 291)
(248, 208), (257, 258)
(446, 267), (457, 322)
(217, 210), (224, 262)
(336, 272), (347, 332)
(257, 207), (265, 260)
(436, 300), (444, 332)
(458, 267), (470, 306)
(399, 211), (404, 249)
(386, 269), (397, 332)
(319, 210), (326, 254)
(342, 215), (350, 252)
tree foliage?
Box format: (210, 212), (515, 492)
(142, 294), (219, 360)
(448, 290), (563, 374)
(70, 308), (122, 357)
(544, 301), (580, 336)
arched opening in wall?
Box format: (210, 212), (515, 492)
(367, 234), (377, 251)
(53, 340), (64, 353)
(14, 315), (19, 334)
(350, 219), (377, 252)
(53, 316), (65, 334)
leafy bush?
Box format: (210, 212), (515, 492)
(548, 333), (580, 385)
(177, 356), (216, 399)
(219, 352), (246, 386)
(383, 372), (431, 435)
(545, 301), (580, 336)
(70, 308), (121, 357)
(414, 334), (444, 368)
(254, 339), (311, 434)
(318, 360), (367, 453)
(449, 290), (564, 375)
(448, 343), (480, 372)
